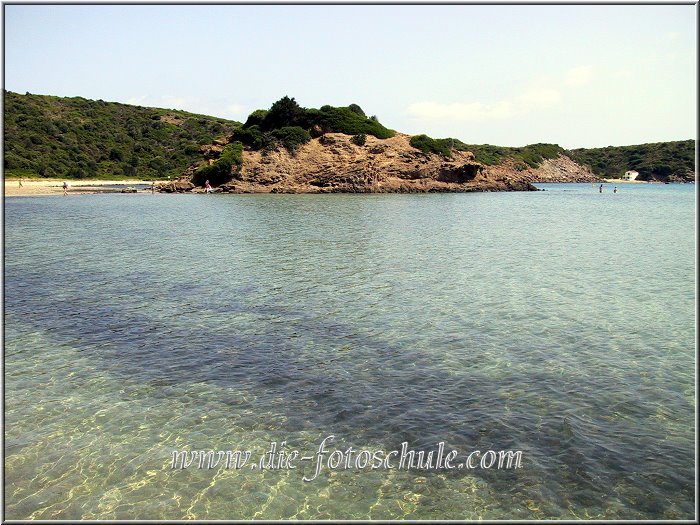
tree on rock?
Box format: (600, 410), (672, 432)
(261, 96), (304, 131)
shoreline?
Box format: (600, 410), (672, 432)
(4, 177), (687, 198)
(602, 178), (655, 184)
(4, 178), (161, 197)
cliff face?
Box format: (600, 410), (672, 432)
(171, 133), (598, 194)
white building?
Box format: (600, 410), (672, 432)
(622, 170), (639, 181)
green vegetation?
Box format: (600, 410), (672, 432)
(230, 125), (270, 150)
(3, 91), (240, 179)
(348, 104), (365, 117)
(229, 97), (393, 155)
(236, 96), (395, 153)
(242, 109), (268, 128)
(270, 126), (311, 152)
(567, 140), (695, 181)
(193, 142), (243, 186)
(7, 91), (692, 183)
(230, 122), (311, 153)
(455, 142), (566, 168)
(351, 133), (367, 146)
(408, 135), (565, 168)
(259, 96), (306, 131)
(409, 134), (454, 157)
(310, 105), (394, 139)
(453, 144), (510, 165)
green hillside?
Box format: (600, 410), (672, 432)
(568, 140), (695, 181)
(407, 137), (695, 181)
(453, 141), (566, 169)
(4, 91), (695, 183)
(3, 91), (240, 180)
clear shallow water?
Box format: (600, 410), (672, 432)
(4, 183), (695, 520)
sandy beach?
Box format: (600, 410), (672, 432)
(602, 178), (653, 184)
(4, 178), (159, 197)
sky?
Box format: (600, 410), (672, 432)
(3, 3), (697, 148)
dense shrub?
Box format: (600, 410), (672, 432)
(237, 98), (395, 153)
(351, 133), (366, 146)
(409, 134), (453, 157)
(348, 103), (365, 117)
(270, 126), (311, 152)
(109, 148), (124, 161)
(193, 160), (230, 186)
(193, 141), (243, 186)
(457, 143), (564, 168)
(243, 109), (268, 128)
(299, 108), (323, 130)
(514, 144), (564, 168)
(230, 125), (273, 150)
(312, 106), (394, 139)
(458, 144), (510, 165)
(408, 138), (567, 168)
(220, 142), (243, 168)
(518, 143), (564, 168)
(260, 96), (305, 131)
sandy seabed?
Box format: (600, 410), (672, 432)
(4, 179), (158, 197)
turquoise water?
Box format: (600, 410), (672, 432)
(4, 183), (695, 520)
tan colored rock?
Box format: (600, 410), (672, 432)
(485, 154), (598, 183)
(199, 144), (224, 159)
(179, 133), (597, 193)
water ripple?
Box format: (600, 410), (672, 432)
(4, 186), (695, 519)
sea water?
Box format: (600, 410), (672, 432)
(3, 183), (695, 519)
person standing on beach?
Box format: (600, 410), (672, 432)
(19, 176), (23, 188)
(205, 180), (213, 194)
(62, 181), (68, 195)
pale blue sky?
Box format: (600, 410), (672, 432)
(4, 4), (697, 148)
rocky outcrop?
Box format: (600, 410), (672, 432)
(487, 154), (599, 183)
(180, 133), (543, 194)
(157, 180), (195, 193)
(176, 133), (601, 194)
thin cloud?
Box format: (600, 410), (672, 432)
(126, 95), (148, 106)
(407, 87), (560, 122)
(517, 87), (561, 108)
(226, 104), (246, 116)
(565, 66), (593, 86)
(613, 69), (633, 79)
(406, 100), (514, 121)
(125, 95), (189, 110)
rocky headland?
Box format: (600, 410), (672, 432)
(161, 133), (597, 194)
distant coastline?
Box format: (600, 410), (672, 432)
(5, 92), (695, 193)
